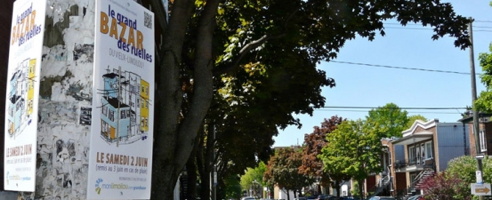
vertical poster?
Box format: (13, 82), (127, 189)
(88, 0), (154, 199)
(4, 0), (46, 191)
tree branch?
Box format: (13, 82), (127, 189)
(215, 33), (285, 74)
(175, 0), (221, 168)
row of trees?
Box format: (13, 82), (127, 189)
(110, 0), (472, 199)
(0, 0), (484, 199)
(242, 104), (425, 199)
(249, 38), (492, 199)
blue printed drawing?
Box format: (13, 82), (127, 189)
(97, 66), (151, 145)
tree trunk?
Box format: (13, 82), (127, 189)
(358, 179), (364, 200)
(151, 157), (179, 199)
(186, 157), (198, 200)
(334, 180), (341, 198)
(200, 173), (211, 200)
(197, 124), (215, 200)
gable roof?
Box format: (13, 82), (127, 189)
(402, 119), (438, 137)
(392, 119), (437, 145)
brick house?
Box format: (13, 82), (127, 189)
(459, 113), (492, 156)
(372, 119), (469, 198)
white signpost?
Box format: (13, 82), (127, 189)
(471, 183), (492, 196)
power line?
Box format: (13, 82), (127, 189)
(385, 21), (492, 27)
(383, 23), (492, 31)
(317, 106), (467, 115)
(318, 109), (461, 115)
(383, 27), (492, 32)
(321, 106), (467, 110)
(475, 20), (492, 23)
(330, 60), (480, 75)
(473, 29), (492, 33)
(472, 25), (492, 29)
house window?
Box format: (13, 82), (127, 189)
(480, 130), (487, 153)
(121, 110), (127, 119)
(109, 110), (114, 121)
(425, 141), (433, 159)
(102, 105), (107, 116)
(101, 120), (108, 133)
(409, 146), (416, 164)
(419, 143), (425, 163)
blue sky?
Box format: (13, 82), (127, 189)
(274, 1), (492, 147)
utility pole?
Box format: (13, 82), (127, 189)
(469, 18), (484, 200)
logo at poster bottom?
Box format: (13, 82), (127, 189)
(95, 178), (103, 194)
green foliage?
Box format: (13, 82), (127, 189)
(476, 44), (492, 112)
(240, 162), (268, 191)
(224, 175), (242, 199)
(443, 156), (492, 199)
(446, 156), (479, 184)
(351, 181), (360, 198)
(365, 103), (409, 138)
(319, 120), (382, 183)
(142, 0), (474, 198)
(447, 156), (492, 186)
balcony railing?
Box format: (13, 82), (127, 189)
(394, 158), (435, 171)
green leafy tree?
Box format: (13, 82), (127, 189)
(137, 0), (471, 198)
(476, 44), (492, 112)
(265, 147), (314, 199)
(319, 120), (382, 198)
(224, 174), (242, 199)
(240, 162), (268, 198)
(0, 0), (475, 198)
(365, 103), (409, 138)
(444, 156), (492, 199)
(300, 116), (347, 197)
(446, 156), (478, 184)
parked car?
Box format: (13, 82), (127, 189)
(316, 194), (331, 200)
(407, 195), (423, 200)
(340, 197), (360, 200)
(241, 197), (256, 200)
(368, 196), (396, 200)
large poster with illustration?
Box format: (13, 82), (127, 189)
(4, 0), (46, 191)
(88, 0), (154, 199)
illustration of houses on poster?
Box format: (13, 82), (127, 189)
(4, 0), (46, 192)
(88, 0), (154, 199)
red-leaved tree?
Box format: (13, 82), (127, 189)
(299, 116), (346, 196)
(419, 172), (471, 200)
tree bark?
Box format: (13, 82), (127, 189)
(186, 152), (198, 200)
(149, 0), (194, 199)
(358, 180), (364, 200)
(148, 0), (220, 198)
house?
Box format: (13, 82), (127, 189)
(459, 112), (492, 156)
(365, 138), (395, 197)
(372, 119), (469, 198)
